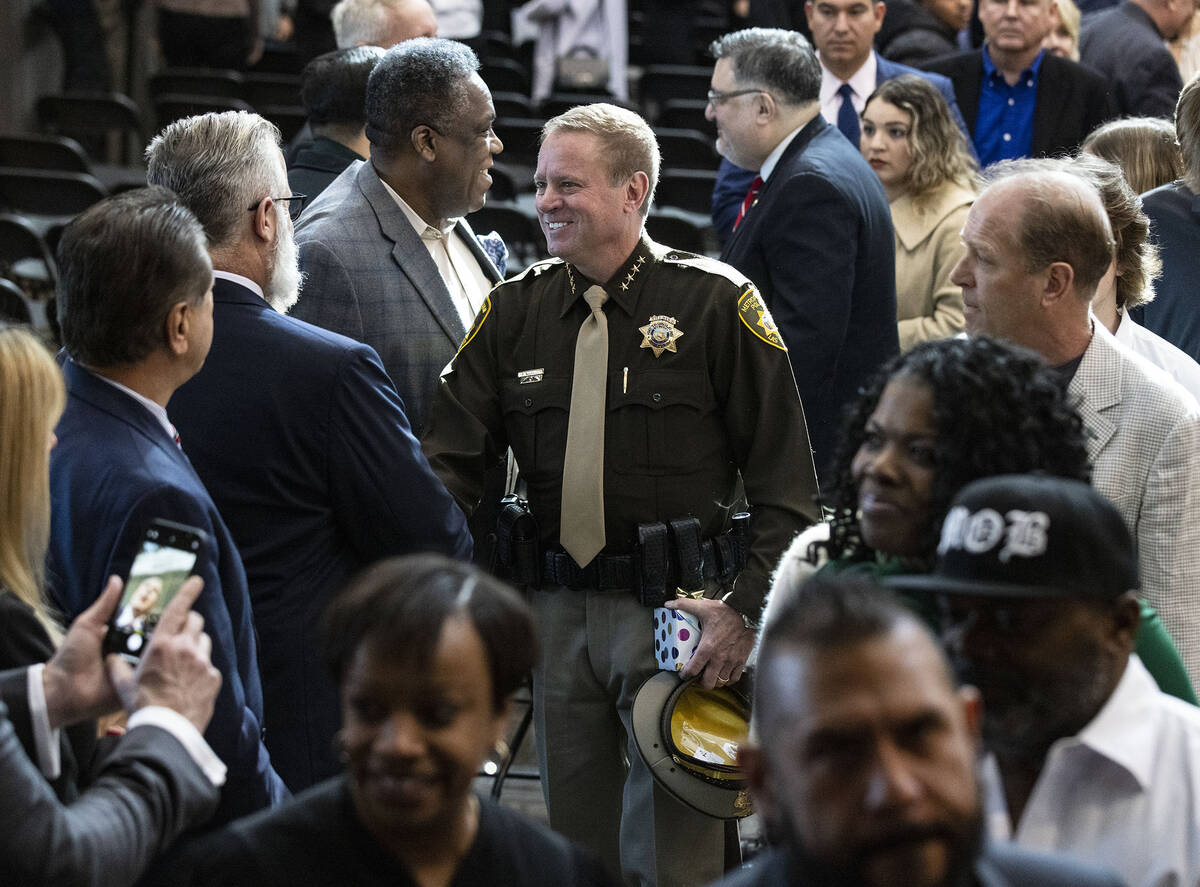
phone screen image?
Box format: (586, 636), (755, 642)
(106, 522), (202, 660)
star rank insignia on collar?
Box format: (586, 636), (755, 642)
(639, 315), (684, 357)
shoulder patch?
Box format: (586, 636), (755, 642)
(737, 288), (787, 351)
(456, 295), (491, 355)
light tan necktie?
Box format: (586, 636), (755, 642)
(560, 284), (609, 567)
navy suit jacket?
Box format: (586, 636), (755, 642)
(720, 115), (899, 486)
(168, 277), (472, 791)
(47, 360), (287, 825)
(1080, 1), (1182, 119)
(1132, 181), (1200, 363)
(712, 55), (969, 238)
(925, 49), (1115, 161)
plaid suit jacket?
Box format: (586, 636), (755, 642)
(1071, 322), (1200, 684)
(292, 160), (502, 437)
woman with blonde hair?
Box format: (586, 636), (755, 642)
(1044, 0), (1081, 61)
(860, 74), (978, 350)
(0, 323), (96, 799)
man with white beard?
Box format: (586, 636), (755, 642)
(145, 111), (473, 793)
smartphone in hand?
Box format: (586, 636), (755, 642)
(103, 519), (207, 663)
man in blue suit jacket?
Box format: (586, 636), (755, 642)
(146, 111), (474, 792)
(710, 29), (899, 487)
(711, 3), (969, 239)
(46, 188), (288, 824)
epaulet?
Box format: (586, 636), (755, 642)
(659, 250), (752, 289)
(501, 256), (564, 285)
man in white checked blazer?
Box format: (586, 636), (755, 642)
(950, 159), (1200, 685)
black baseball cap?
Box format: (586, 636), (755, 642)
(886, 474), (1139, 600)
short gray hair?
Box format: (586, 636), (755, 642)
(541, 103), (660, 217)
(984, 160), (1117, 299)
(709, 28), (821, 106)
(1176, 72), (1200, 189)
(145, 111), (282, 249)
(364, 37), (479, 154)
(332, 0), (419, 47)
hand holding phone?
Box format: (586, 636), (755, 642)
(104, 519), (207, 663)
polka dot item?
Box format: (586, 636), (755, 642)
(652, 607), (703, 672)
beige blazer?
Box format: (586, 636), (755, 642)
(891, 181), (974, 351)
(1071, 323), (1200, 686)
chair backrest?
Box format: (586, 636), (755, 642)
(35, 92), (145, 166)
(244, 73), (303, 108)
(645, 213), (710, 255)
(0, 277), (34, 325)
(154, 94), (255, 134)
(655, 168), (718, 215)
(0, 134), (91, 174)
(492, 91), (537, 121)
(492, 117), (544, 168)
(0, 169), (108, 218)
(658, 99), (714, 135)
(150, 68), (244, 101)
(0, 213), (58, 284)
(260, 106), (308, 143)
(481, 59), (532, 97)
(640, 66), (713, 116)
(654, 128), (720, 171)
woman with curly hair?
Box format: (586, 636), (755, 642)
(760, 335), (1195, 702)
(860, 74), (978, 350)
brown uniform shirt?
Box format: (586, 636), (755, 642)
(422, 235), (820, 617)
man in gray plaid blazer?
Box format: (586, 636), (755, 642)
(950, 161), (1200, 686)
(293, 37), (504, 436)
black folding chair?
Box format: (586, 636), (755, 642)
(150, 68), (244, 101)
(646, 213), (711, 255)
(154, 94), (255, 133)
(36, 92), (145, 166)
(0, 168), (108, 219)
(0, 213), (58, 286)
(0, 134), (91, 174)
(656, 168), (719, 216)
(0, 278), (34, 325)
(481, 59), (532, 96)
(655, 127), (720, 171)
(244, 73), (303, 108)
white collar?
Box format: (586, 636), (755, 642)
(212, 269), (266, 301)
(89, 370), (176, 442)
(761, 122), (808, 182)
(818, 51), (878, 112)
(378, 177), (458, 238)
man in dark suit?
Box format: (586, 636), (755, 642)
(288, 46), (384, 200)
(708, 573), (1125, 887)
(1081, 0), (1191, 118)
(1134, 75), (1200, 362)
(711, 0), (971, 239)
(925, 0), (1114, 166)
(1, 577), (223, 887)
(293, 37), (504, 437)
(47, 188), (289, 825)
(709, 28), (899, 486)
(146, 110), (473, 792)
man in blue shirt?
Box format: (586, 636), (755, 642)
(926, 0), (1114, 167)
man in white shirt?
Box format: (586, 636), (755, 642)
(293, 36), (505, 436)
(890, 474), (1200, 887)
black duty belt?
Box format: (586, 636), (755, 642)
(542, 514), (750, 607)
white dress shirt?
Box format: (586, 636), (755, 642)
(1115, 311), (1200, 407)
(818, 52), (878, 128)
(984, 655), (1200, 887)
(378, 179), (492, 331)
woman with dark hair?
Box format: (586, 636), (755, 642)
(183, 553), (617, 886)
(860, 75), (978, 350)
(760, 336), (1195, 702)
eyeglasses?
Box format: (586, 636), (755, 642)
(248, 194), (307, 222)
(706, 88), (767, 107)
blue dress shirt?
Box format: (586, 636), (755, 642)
(975, 47), (1043, 166)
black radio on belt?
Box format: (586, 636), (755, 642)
(496, 494), (541, 588)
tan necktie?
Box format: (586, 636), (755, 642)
(560, 284), (609, 567)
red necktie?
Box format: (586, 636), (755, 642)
(733, 175), (764, 230)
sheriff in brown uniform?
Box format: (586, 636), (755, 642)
(422, 104), (819, 887)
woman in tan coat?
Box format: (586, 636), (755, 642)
(860, 75), (978, 350)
